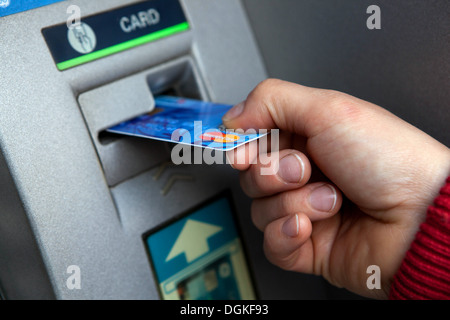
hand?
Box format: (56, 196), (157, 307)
(222, 79), (450, 299)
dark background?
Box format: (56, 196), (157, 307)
(243, 0), (449, 147)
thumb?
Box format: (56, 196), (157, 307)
(222, 78), (360, 138)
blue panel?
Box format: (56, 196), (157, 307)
(0, 0), (65, 18)
(147, 196), (238, 283)
(145, 194), (256, 300)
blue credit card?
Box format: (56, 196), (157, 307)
(107, 96), (266, 151)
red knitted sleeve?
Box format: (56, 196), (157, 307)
(389, 176), (450, 299)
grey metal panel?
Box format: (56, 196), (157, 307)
(0, 0), (269, 299)
(0, 150), (55, 299)
(243, 0), (450, 147)
(78, 72), (156, 136)
(182, 0), (268, 104)
(0, 1), (167, 299)
(78, 64), (158, 187)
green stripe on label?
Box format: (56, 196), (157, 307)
(57, 22), (190, 71)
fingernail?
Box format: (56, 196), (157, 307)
(282, 214), (299, 238)
(222, 101), (245, 121)
(309, 185), (337, 212)
(278, 154), (304, 184)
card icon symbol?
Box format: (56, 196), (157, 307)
(67, 22), (97, 54)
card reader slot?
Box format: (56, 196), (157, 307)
(97, 57), (206, 146)
(79, 56), (208, 186)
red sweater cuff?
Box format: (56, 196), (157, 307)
(389, 176), (450, 300)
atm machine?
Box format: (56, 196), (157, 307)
(0, 0), (340, 300)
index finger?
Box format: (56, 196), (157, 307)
(222, 78), (358, 139)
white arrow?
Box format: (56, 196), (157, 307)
(166, 219), (223, 263)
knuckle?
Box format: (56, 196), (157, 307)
(248, 78), (282, 102)
(252, 171), (271, 195)
(239, 172), (254, 198)
(325, 91), (365, 123)
(250, 201), (260, 228)
(246, 78), (288, 129)
(262, 229), (277, 259)
(263, 232), (297, 271)
(257, 78), (284, 92)
(279, 191), (293, 215)
(241, 166), (271, 198)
